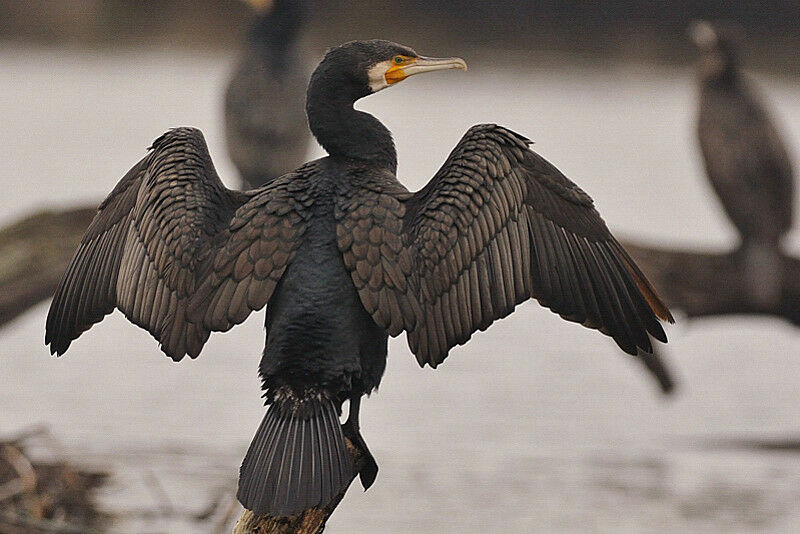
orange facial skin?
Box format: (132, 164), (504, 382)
(384, 56), (417, 84)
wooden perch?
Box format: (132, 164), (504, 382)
(233, 431), (368, 534)
(0, 207), (95, 327)
(621, 241), (800, 397)
(621, 241), (800, 324)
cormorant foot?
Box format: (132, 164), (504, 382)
(342, 419), (379, 490)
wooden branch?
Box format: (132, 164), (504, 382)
(0, 444), (37, 503)
(619, 240), (800, 397)
(636, 347), (674, 394)
(232, 430), (368, 534)
(0, 517), (94, 534)
(621, 241), (800, 324)
(0, 207), (95, 327)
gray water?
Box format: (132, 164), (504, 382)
(2, 47), (800, 533)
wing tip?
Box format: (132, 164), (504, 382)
(612, 242), (675, 325)
(158, 339), (190, 362)
(647, 293), (675, 324)
(637, 281), (674, 328)
(44, 330), (71, 357)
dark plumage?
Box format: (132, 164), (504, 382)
(225, 0), (311, 189)
(46, 40), (673, 516)
(691, 21), (793, 305)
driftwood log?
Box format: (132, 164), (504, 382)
(622, 241), (800, 397)
(3, 205), (800, 532)
(623, 242), (800, 324)
(0, 208), (95, 327)
(5, 208), (798, 337)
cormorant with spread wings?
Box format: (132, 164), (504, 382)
(46, 40), (673, 516)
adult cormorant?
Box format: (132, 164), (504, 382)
(46, 40), (673, 516)
(225, 0), (311, 189)
(691, 21), (793, 307)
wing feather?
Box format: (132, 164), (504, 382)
(46, 127), (310, 360)
(337, 124), (672, 368)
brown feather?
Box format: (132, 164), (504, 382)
(46, 127), (309, 360)
(335, 124), (670, 368)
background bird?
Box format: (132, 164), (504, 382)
(691, 20), (794, 308)
(46, 40), (672, 517)
(225, 0), (312, 189)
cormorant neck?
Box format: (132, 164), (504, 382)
(700, 50), (741, 89)
(704, 61), (741, 89)
(306, 75), (397, 172)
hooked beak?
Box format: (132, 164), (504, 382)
(385, 56), (467, 85)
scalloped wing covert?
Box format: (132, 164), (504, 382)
(46, 127), (310, 361)
(338, 124), (673, 368)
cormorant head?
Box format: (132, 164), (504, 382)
(311, 40), (467, 102)
(306, 41), (466, 166)
(689, 20), (743, 79)
(242, 0), (273, 11)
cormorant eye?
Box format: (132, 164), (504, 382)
(393, 56), (404, 65)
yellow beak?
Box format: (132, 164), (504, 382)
(385, 56), (467, 85)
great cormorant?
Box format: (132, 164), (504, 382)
(225, 0), (311, 189)
(46, 40), (673, 516)
(691, 21), (794, 307)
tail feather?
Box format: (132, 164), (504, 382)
(238, 395), (353, 516)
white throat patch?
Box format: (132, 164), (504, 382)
(367, 60), (394, 92)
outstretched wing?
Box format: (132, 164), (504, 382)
(338, 124), (673, 368)
(46, 127), (308, 360)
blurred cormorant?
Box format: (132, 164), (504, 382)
(225, 0), (311, 189)
(691, 21), (793, 306)
(46, 40), (673, 516)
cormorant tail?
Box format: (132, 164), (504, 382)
(237, 395), (353, 516)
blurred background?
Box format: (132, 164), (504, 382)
(1, 1), (800, 532)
